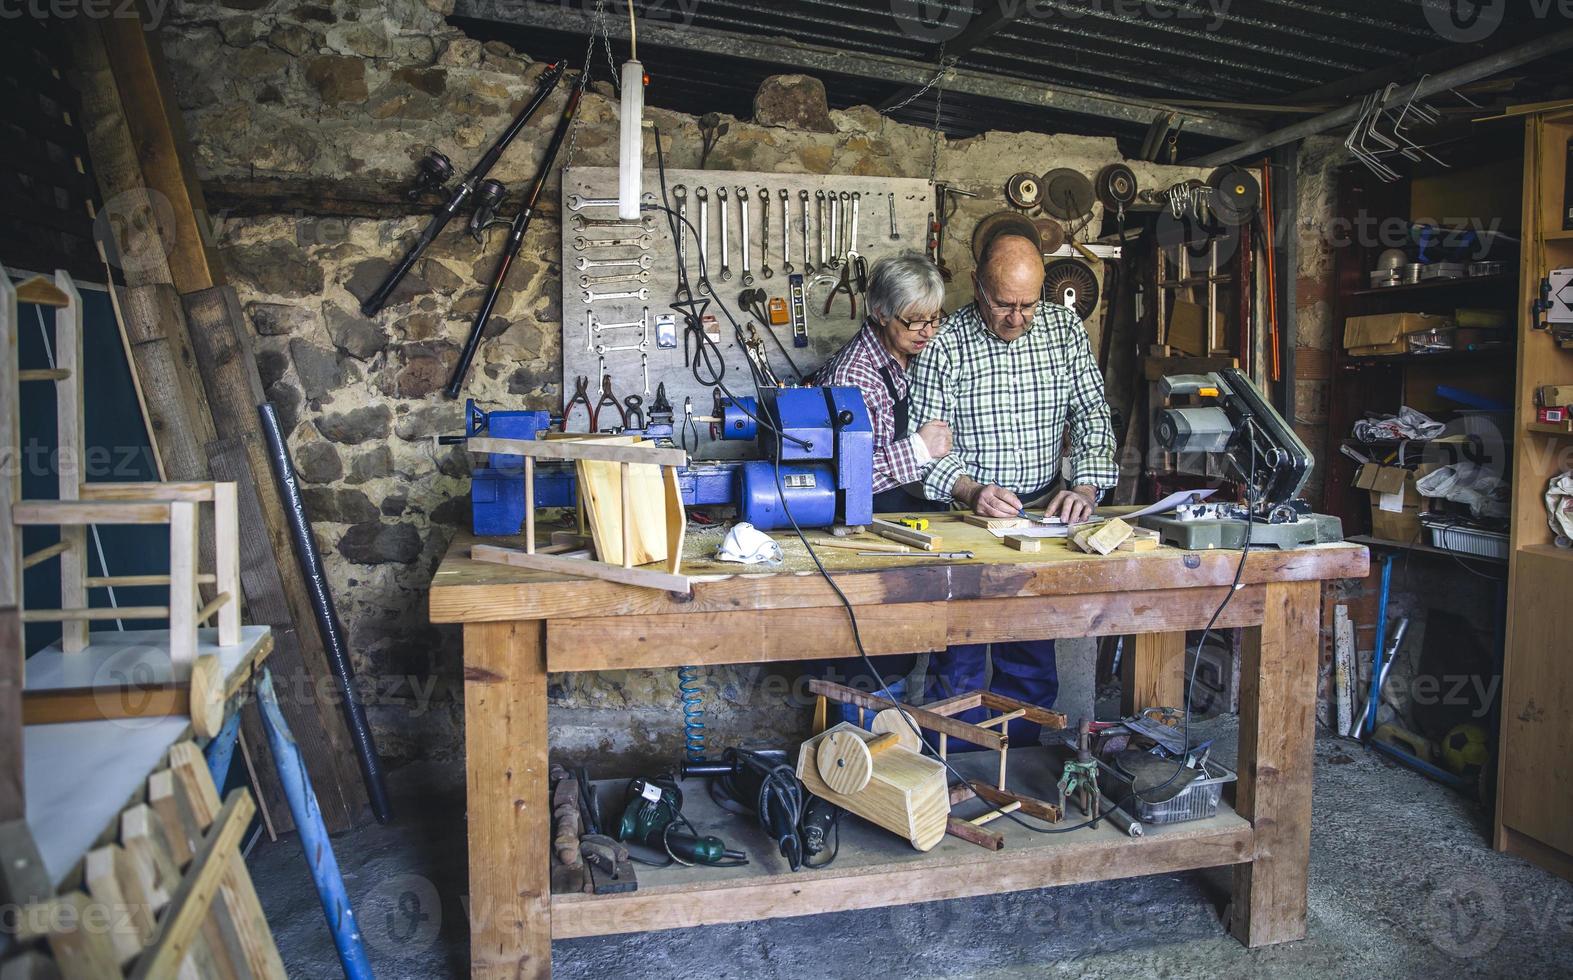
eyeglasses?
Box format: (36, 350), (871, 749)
(891, 311), (945, 333)
(974, 277), (1039, 320)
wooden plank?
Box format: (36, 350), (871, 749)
(168, 500), (198, 677)
(85, 844), (153, 966)
(546, 602), (948, 671)
(23, 683), (185, 724)
(807, 679), (1005, 751)
(129, 789), (256, 980)
(15, 276), (71, 308)
(80, 481), (218, 502)
(430, 531), (1368, 623)
(870, 518), (941, 550)
(551, 820), (1252, 939)
(464, 621), (551, 980)
(1122, 631), (1186, 716)
(663, 466), (685, 576)
(56, 271), (87, 654)
(27, 891), (124, 979)
(21, 541), (72, 569)
(471, 544), (691, 594)
(1231, 579), (1320, 947)
(21, 606), (170, 623)
(12, 500), (172, 525)
(575, 455), (667, 567)
(470, 435), (687, 466)
(948, 587), (1266, 647)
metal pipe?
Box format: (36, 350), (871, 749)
(1099, 793), (1144, 838)
(1186, 27), (1573, 166)
(259, 402), (393, 824)
(257, 670), (376, 980)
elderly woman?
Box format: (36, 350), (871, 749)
(817, 251), (952, 513)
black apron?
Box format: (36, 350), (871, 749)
(872, 364), (950, 514)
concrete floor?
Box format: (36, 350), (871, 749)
(250, 714), (1573, 979)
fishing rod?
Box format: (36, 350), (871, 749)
(358, 61), (568, 317)
(444, 69), (588, 399)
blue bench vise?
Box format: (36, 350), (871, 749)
(466, 386), (873, 536)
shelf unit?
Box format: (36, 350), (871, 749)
(1497, 107), (1573, 880)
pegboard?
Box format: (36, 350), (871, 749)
(561, 166), (935, 458)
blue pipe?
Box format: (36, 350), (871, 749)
(1363, 553), (1395, 736)
(257, 669), (376, 980)
(204, 711), (243, 790)
(1368, 738), (1469, 790)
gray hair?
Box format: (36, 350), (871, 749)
(864, 251), (945, 323)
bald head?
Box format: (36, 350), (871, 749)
(979, 235), (1045, 296)
(974, 234), (1044, 342)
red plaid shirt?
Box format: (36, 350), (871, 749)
(817, 320), (926, 493)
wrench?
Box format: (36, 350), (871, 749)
(583, 287), (651, 303)
(696, 186), (712, 295)
(888, 192), (899, 240)
(830, 191), (843, 265)
(717, 187), (733, 282)
(815, 190), (827, 270)
(738, 186), (754, 286)
(573, 235), (652, 251)
(800, 190), (812, 273)
(673, 185), (690, 300)
(567, 192), (653, 211)
(759, 188), (773, 280)
(575, 254), (653, 271)
(780, 189), (794, 275)
(848, 193), (861, 262)
(571, 214), (654, 231)
(840, 192), (854, 263)
(591, 309), (650, 333)
(580, 270), (651, 287)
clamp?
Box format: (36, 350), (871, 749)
(591, 374), (627, 432)
(562, 374), (593, 432)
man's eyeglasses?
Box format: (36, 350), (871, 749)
(975, 277), (1039, 320)
(891, 311), (945, 333)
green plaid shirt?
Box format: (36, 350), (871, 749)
(909, 300), (1117, 502)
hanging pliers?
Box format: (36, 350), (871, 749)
(681, 396), (699, 451)
(562, 374), (593, 432)
(590, 374), (626, 432)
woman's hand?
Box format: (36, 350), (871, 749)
(916, 420), (952, 459)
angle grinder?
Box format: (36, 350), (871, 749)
(615, 777), (748, 867)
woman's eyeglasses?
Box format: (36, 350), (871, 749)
(892, 312), (945, 332)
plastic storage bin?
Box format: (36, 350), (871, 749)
(1096, 756), (1238, 825)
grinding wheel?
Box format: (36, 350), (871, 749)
(1005, 171), (1043, 209)
(971, 210), (1042, 263)
(870, 708), (922, 753)
(1033, 218), (1067, 255)
(1040, 168), (1095, 221)
(1095, 163), (1138, 211)
(1043, 257), (1100, 320)
(816, 729), (875, 795)
(1207, 166), (1260, 226)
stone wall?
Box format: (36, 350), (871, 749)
(156, 0), (1262, 773)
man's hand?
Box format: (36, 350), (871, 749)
(956, 477), (1023, 519)
(1043, 485), (1098, 524)
(915, 420), (951, 459)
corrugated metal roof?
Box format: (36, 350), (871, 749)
(453, 0), (1571, 153)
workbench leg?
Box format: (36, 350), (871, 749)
(1232, 580), (1319, 947)
(1121, 631), (1186, 716)
(464, 620), (551, 979)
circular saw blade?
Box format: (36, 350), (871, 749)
(1043, 257), (1100, 319)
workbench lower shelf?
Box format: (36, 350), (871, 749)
(554, 748), (1253, 939)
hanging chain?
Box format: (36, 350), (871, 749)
(880, 55), (956, 116)
(562, 0), (607, 173)
(873, 51), (954, 185)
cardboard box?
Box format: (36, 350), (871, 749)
(1344, 312), (1453, 356)
(1354, 463), (1423, 542)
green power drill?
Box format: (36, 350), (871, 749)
(616, 778), (747, 867)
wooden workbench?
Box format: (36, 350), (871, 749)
(429, 515), (1367, 978)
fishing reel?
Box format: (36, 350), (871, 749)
(467, 178), (509, 242)
(407, 148), (454, 201)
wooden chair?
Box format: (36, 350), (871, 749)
(1, 266), (242, 682)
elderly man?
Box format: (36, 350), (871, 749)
(908, 231), (1118, 741)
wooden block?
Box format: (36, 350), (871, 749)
(1003, 534), (1042, 553)
(85, 845), (154, 966)
(189, 655), (224, 738)
(796, 722), (950, 851)
(962, 515), (1029, 530)
(945, 816), (1004, 850)
(1083, 518), (1133, 556)
(1116, 537), (1159, 552)
(869, 519), (941, 550)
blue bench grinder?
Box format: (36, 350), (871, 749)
(465, 386), (874, 535)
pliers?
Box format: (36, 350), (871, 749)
(823, 254), (866, 320)
(623, 394), (645, 430)
(590, 374), (626, 432)
(562, 374), (593, 432)
(681, 396), (699, 451)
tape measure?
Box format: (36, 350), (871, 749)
(899, 517), (930, 531)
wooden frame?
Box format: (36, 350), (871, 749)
(433, 533), (1365, 977)
(468, 436), (691, 593)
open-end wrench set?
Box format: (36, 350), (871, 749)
(561, 167), (933, 455)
